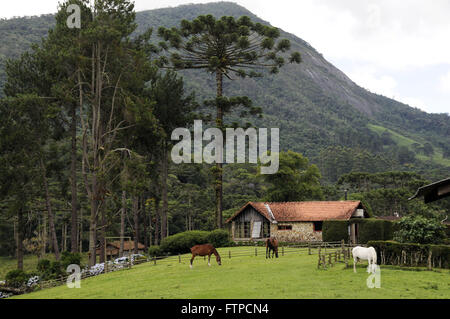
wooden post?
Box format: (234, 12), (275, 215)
(344, 249), (348, 268)
(282, 246), (284, 257)
(153, 256), (156, 265)
(229, 250), (231, 259)
(255, 248), (257, 257)
(179, 254), (181, 263)
(322, 255), (326, 269)
(317, 247), (322, 269)
(129, 238), (132, 268)
(308, 243), (311, 255)
(426, 248), (432, 270)
(328, 253), (332, 266)
(104, 238), (108, 273)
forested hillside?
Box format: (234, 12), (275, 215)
(1, 2), (449, 184)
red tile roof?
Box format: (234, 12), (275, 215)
(226, 201), (365, 223)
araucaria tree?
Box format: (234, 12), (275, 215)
(157, 15), (301, 228)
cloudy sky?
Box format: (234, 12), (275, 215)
(2, 0), (450, 114)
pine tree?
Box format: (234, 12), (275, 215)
(157, 15), (301, 228)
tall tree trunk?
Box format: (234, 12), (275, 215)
(120, 190), (126, 257)
(148, 201), (152, 247)
(79, 208), (83, 253)
(142, 197), (148, 250)
(13, 220), (17, 259)
(70, 103), (78, 253)
(88, 42), (101, 267)
(61, 221), (67, 252)
(154, 199), (160, 246)
(42, 211), (47, 256)
(88, 195), (98, 266)
(215, 69), (224, 229)
(133, 196), (139, 254)
(40, 157), (60, 260)
(99, 204), (106, 263)
(17, 208), (24, 270)
(161, 145), (168, 239)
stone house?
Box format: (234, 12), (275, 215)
(226, 201), (369, 243)
(95, 240), (146, 259)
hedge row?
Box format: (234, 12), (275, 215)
(322, 219), (397, 243)
(322, 220), (349, 243)
(368, 240), (450, 269)
(156, 229), (232, 256)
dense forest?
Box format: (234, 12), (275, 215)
(0, 1), (449, 269)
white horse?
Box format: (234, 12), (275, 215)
(352, 246), (377, 274)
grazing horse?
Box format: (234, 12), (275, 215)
(190, 244), (221, 269)
(266, 237), (279, 258)
(352, 246), (377, 273)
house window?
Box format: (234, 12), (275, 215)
(243, 221), (251, 238)
(313, 221), (323, 232)
(278, 225), (292, 231)
(262, 220), (271, 238)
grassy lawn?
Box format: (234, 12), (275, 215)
(367, 124), (450, 167)
(9, 247), (450, 299)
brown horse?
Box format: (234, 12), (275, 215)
(190, 244), (222, 268)
(266, 237), (279, 258)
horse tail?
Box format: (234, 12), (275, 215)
(372, 248), (377, 265)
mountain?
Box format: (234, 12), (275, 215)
(1, 2), (449, 182)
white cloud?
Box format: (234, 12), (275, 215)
(439, 71), (450, 93)
(348, 66), (397, 97)
(398, 96), (428, 112)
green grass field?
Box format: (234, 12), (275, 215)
(9, 247), (450, 299)
(367, 124), (450, 167)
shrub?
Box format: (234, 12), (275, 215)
(60, 251), (82, 270)
(5, 269), (27, 288)
(358, 219), (386, 243)
(37, 259), (51, 273)
(322, 220), (349, 242)
(368, 240), (450, 269)
(148, 246), (162, 257)
(383, 220), (397, 240)
(48, 261), (64, 278)
(393, 216), (446, 244)
(206, 229), (232, 248)
(160, 231), (210, 255)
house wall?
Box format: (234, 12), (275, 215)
(270, 222), (322, 242)
(231, 207), (270, 240)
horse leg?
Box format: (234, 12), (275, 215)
(266, 244), (268, 259)
(353, 257), (357, 273)
(190, 255), (195, 269)
(208, 254), (211, 267)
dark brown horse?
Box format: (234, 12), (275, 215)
(190, 244), (222, 268)
(266, 237), (279, 258)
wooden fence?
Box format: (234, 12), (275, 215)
(316, 240), (358, 269)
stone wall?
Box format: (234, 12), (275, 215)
(270, 222), (322, 242)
